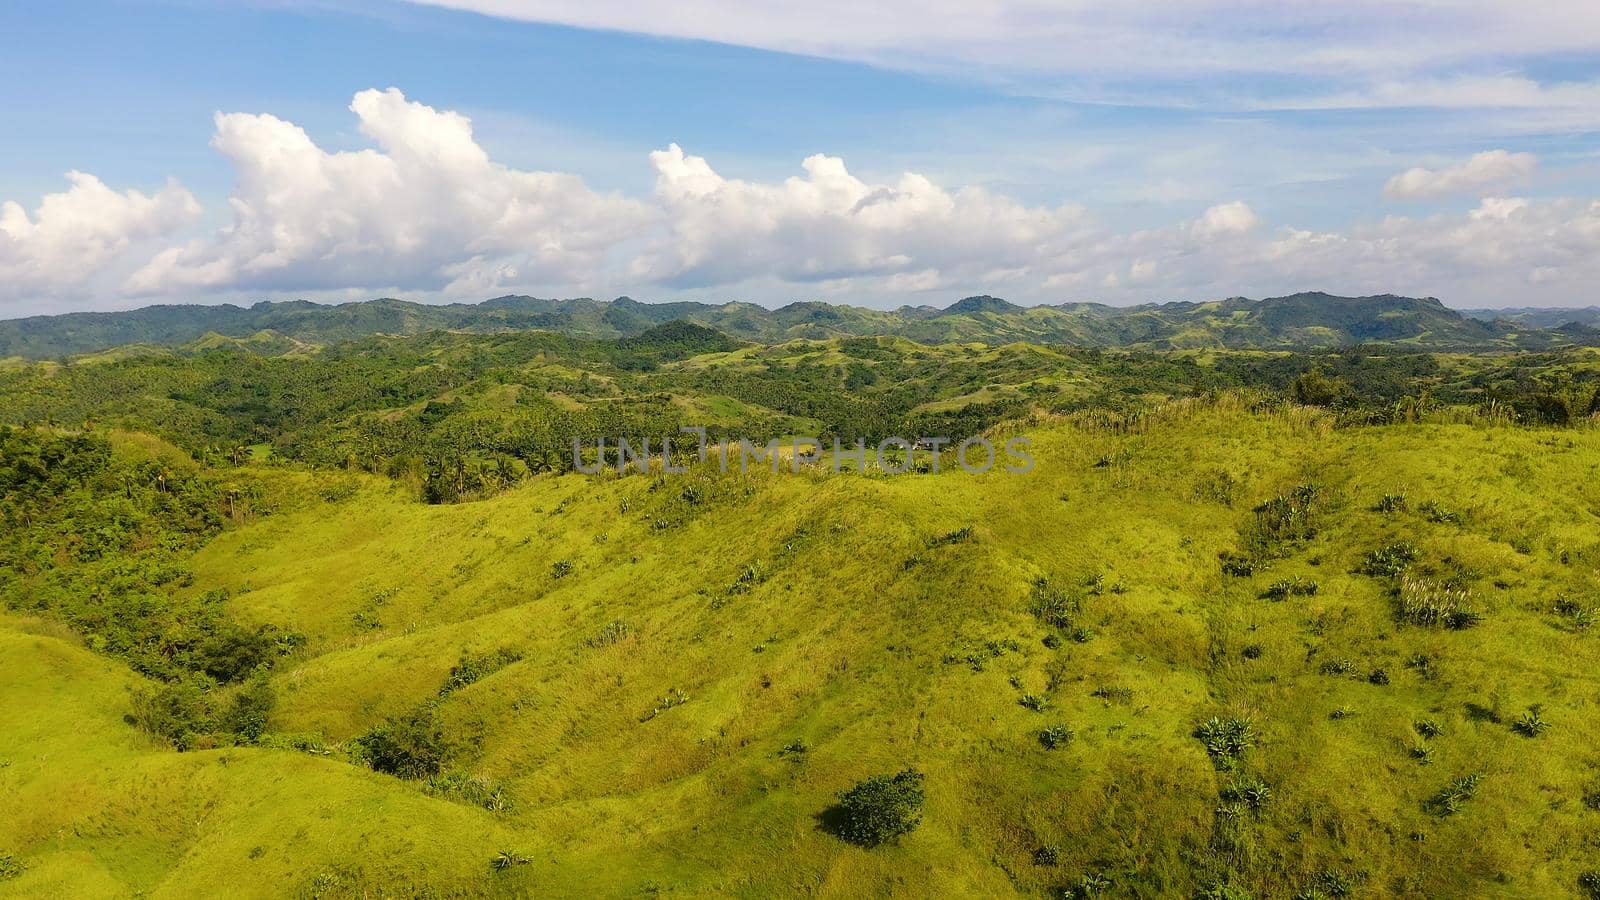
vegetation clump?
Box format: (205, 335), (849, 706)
(355, 706), (450, 779)
(1396, 576), (1482, 629)
(1194, 716), (1256, 770)
(438, 647), (523, 696)
(829, 769), (926, 848)
(585, 620), (634, 648)
(1426, 773), (1483, 816)
(1038, 724), (1074, 749)
(1358, 541), (1418, 577)
(1262, 577), (1318, 600)
(491, 850), (531, 871)
(1510, 706), (1549, 737)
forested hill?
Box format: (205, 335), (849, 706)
(1, 291), (1587, 359)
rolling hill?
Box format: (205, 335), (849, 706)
(3, 401), (1599, 896)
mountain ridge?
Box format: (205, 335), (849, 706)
(0, 291), (1588, 359)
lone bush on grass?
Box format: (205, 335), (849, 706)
(1511, 705), (1549, 737)
(439, 647), (523, 696)
(356, 705), (449, 779)
(829, 769), (925, 848)
(1038, 724), (1074, 749)
(1426, 773), (1482, 816)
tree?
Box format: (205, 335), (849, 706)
(830, 769), (925, 847)
(1291, 369), (1348, 407)
(357, 705), (449, 779)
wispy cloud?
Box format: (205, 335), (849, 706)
(405, 1), (1600, 113)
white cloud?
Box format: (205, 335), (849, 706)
(13, 89), (1600, 311)
(1191, 201), (1260, 239)
(0, 172), (197, 302)
(410, 2), (1600, 76)
(407, 1), (1600, 114)
(126, 88), (651, 295)
(631, 143), (1085, 287)
(1383, 150), (1538, 200)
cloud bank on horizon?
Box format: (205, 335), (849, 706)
(4, 86), (1599, 311)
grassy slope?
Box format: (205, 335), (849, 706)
(5, 402), (1600, 896)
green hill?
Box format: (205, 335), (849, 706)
(3, 402), (1599, 896)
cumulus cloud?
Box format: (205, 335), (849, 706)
(14, 89), (1600, 310)
(0, 172), (198, 302)
(1191, 201), (1260, 239)
(1383, 150), (1537, 200)
(126, 88), (650, 295)
(632, 143), (1086, 287)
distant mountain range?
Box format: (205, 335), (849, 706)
(2, 292), (1595, 359)
(1460, 306), (1600, 330)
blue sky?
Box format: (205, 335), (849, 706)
(2, 0), (1599, 313)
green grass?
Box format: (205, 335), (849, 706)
(4, 399), (1600, 896)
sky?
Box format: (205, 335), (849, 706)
(2, 0), (1599, 314)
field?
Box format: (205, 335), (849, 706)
(5, 391), (1599, 897)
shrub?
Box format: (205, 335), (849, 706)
(491, 850), (530, 871)
(1367, 668), (1390, 686)
(427, 771), (511, 812)
(439, 647), (523, 696)
(831, 769), (925, 847)
(1029, 576), (1080, 630)
(1247, 483), (1323, 554)
(357, 705), (449, 779)
(1066, 872), (1114, 897)
(550, 559), (572, 579)
(1241, 643), (1264, 660)
(1418, 500), (1462, 525)
(1221, 776), (1273, 811)
(1032, 845), (1059, 866)
(1413, 719), (1442, 739)
(1038, 724), (1074, 749)
(1358, 541), (1418, 577)
(1511, 706), (1549, 737)
(1581, 871), (1600, 900)
(1396, 576), (1480, 629)
(1262, 577), (1318, 600)
(192, 624), (285, 683)
(1318, 659), (1352, 676)
(1194, 716), (1255, 769)
(926, 526), (975, 547)
(127, 675), (216, 750)
(585, 620), (634, 648)
(1375, 493), (1408, 513)
(1219, 552), (1258, 577)
(1426, 773), (1482, 816)
(0, 854), (22, 881)
(1019, 693), (1050, 712)
(221, 669), (274, 743)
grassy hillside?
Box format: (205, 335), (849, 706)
(4, 400), (1599, 897)
(3, 292), (1587, 359)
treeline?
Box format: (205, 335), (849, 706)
(2, 328), (1599, 511)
